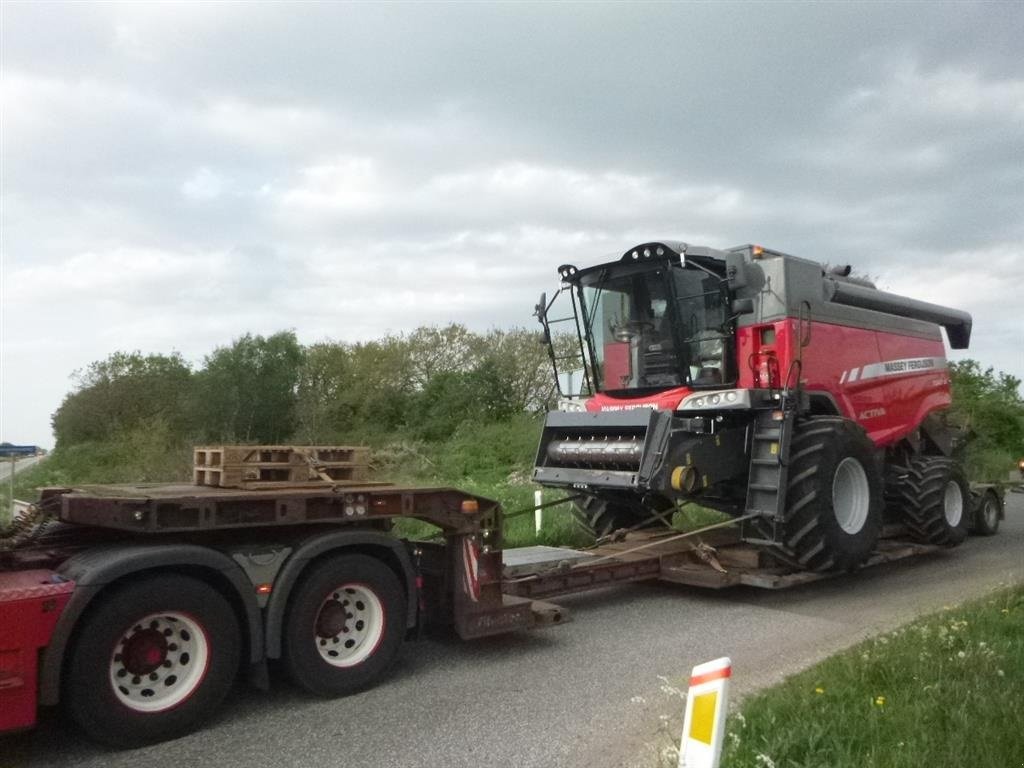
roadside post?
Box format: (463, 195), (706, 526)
(534, 489), (544, 535)
(678, 657), (731, 768)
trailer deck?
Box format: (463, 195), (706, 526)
(42, 481), (500, 535)
(501, 526), (943, 601)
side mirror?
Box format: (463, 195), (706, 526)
(731, 298), (755, 316)
(534, 292), (551, 344)
(725, 252), (748, 289)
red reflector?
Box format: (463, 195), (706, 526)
(415, 576), (424, 589)
(460, 499), (479, 514)
(689, 665), (732, 687)
(256, 583), (273, 595)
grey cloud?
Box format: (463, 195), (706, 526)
(2, 2), (1023, 445)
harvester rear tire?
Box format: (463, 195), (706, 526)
(775, 417), (883, 572)
(972, 489), (1001, 536)
(890, 457), (970, 546)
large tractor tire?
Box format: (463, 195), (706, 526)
(65, 574), (241, 747)
(889, 457), (970, 545)
(570, 495), (637, 540)
(972, 488), (1002, 536)
(570, 494), (673, 540)
(282, 554), (406, 697)
(774, 417), (884, 572)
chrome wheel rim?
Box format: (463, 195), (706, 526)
(832, 457), (870, 534)
(109, 612), (209, 712)
(314, 584), (385, 668)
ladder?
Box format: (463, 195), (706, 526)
(743, 397), (798, 539)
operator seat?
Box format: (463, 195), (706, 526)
(690, 330), (724, 386)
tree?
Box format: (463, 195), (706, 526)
(948, 360), (1024, 479)
(475, 327), (555, 412)
(294, 342), (357, 442)
(406, 324), (479, 387)
(191, 332), (304, 443)
(52, 351), (194, 446)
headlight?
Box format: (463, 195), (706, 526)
(677, 389), (752, 411)
(557, 398), (589, 412)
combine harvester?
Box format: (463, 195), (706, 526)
(0, 242), (1008, 746)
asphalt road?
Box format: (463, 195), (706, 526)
(0, 454), (43, 481)
(8, 493), (1024, 768)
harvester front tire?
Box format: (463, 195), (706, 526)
(570, 496), (637, 539)
(777, 417), (883, 572)
(892, 457), (970, 545)
(571, 495), (673, 540)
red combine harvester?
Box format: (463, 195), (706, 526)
(534, 241), (991, 569)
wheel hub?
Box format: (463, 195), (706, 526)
(122, 628), (168, 676)
(109, 612), (209, 713)
(943, 481), (964, 527)
(316, 600), (348, 638)
(984, 498), (998, 527)
(314, 584), (384, 668)
(832, 457), (870, 535)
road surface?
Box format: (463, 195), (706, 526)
(7, 493), (1024, 768)
(0, 454), (43, 481)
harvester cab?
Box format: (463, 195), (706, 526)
(534, 240), (973, 572)
(536, 242), (748, 402)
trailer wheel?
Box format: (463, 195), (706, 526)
(891, 457), (970, 546)
(973, 489), (1002, 536)
(282, 554), (405, 697)
(65, 575), (240, 747)
(776, 418), (883, 572)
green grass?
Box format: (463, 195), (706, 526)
(648, 585), (1024, 768)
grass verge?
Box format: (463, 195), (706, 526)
(645, 585), (1024, 768)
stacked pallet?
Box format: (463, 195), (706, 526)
(193, 445), (371, 489)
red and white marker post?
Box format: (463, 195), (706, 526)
(678, 657), (732, 768)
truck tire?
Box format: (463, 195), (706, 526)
(973, 489), (1002, 536)
(65, 574), (241, 747)
(891, 457), (970, 546)
(776, 418), (883, 572)
(282, 554), (405, 697)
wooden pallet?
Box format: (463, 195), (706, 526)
(193, 445), (370, 489)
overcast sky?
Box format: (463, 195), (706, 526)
(2, 2), (1022, 446)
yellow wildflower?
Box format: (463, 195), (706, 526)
(815, 687), (825, 695)
(874, 695), (886, 706)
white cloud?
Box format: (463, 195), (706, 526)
(279, 156), (384, 213)
(181, 167), (227, 201)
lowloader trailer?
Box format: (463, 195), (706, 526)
(0, 475), (1007, 747)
